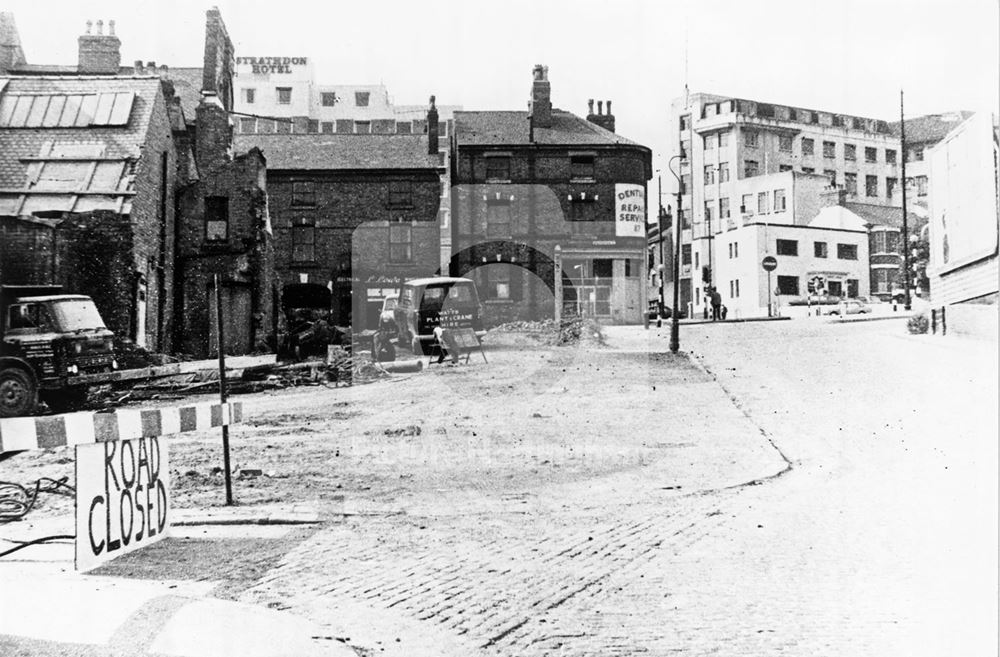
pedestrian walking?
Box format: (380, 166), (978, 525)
(710, 288), (722, 321)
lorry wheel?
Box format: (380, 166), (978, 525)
(41, 387), (89, 414)
(0, 368), (38, 418)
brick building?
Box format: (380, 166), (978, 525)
(0, 74), (178, 351)
(451, 66), (652, 326)
(234, 114), (444, 331)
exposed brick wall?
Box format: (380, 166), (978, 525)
(268, 170), (441, 328)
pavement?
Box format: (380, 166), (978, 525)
(0, 505), (351, 657)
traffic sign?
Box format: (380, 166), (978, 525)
(761, 256), (777, 272)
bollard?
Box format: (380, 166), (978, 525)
(931, 308), (937, 334)
(941, 306), (947, 335)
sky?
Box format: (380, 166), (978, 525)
(5, 0), (999, 180)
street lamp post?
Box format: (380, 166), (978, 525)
(656, 174), (667, 328)
(667, 155), (683, 353)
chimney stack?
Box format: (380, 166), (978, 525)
(529, 64), (552, 131)
(586, 98), (616, 133)
(0, 12), (27, 75)
(78, 18), (121, 74)
(427, 95), (439, 155)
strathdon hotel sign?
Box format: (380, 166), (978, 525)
(236, 57), (308, 74)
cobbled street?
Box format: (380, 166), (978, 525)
(209, 319), (997, 657)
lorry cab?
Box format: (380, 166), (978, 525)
(393, 277), (484, 355)
(1, 286), (116, 417)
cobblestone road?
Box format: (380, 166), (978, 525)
(240, 319), (997, 656)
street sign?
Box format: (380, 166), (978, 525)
(761, 256), (778, 272)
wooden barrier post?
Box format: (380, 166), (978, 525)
(214, 275), (234, 506)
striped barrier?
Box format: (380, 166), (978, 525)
(0, 402), (243, 454)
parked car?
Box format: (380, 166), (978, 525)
(394, 277), (484, 355)
(828, 299), (871, 316)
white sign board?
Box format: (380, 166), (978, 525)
(75, 437), (170, 572)
(615, 184), (646, 237)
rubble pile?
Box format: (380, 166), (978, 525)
(488, 317), (606, 347)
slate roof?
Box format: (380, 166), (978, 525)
(0, 75), (163, 215)
(454, 109), (646, 149)
(890, 111), (976, 145)
(116, 66), (203, 123)
(843, 202), (906, 229)
(233, 133), (445, 171)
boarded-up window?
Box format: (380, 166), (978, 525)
(205, 196), (229, 241)
(389, 223), (411, 263)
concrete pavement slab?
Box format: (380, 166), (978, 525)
(171, 504), (320, 526)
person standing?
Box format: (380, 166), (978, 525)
(710, 287), (722, 321)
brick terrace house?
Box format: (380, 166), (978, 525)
(451, 66), (652, 325)
(235, 112), (444, 331)
(0, 74), (177, 351)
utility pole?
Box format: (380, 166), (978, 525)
(900, 90), (912, 310)
(657, 173), (666, 327)
(668, 155), (683, 353)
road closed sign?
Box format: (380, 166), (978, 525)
(75, 436), (170, 572)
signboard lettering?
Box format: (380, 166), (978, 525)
(75, 437), (169, 571)
(615, 184), (645, 237)
(236, 56), (308, 74)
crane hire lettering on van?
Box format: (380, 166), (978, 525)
(75, 436), (169, 571)
(615, 183), (646, 237)
(438, 307), (473, 327)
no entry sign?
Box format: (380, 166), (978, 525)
(762, 255), (778, 272)
(75, 436), (170, 572)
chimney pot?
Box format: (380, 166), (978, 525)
(108, 19), (115, 36)
(134, 60), (143, 71)
(606, 100), (612, 115)
(597, 100), (603, 115)
(85, 20), (92, 35)
(96, 20), (103, 36)
(588, 99), (594, 115)
(147, 61), (155, 68)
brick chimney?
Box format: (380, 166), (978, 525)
(195, 92), (232, 176)
(427, 95), (439, 155)
(529, 65), (552, 131)
(202, 8), (235, 112)
(821, 186), (848, 207)
(0, 12), (27, 75)
(587, 98), (616, 133)
(78, 19), (121, 74)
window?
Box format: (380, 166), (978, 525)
(779, 164), (793, 172)
(571, 155), (595, 180)
(837, 243), (858, 260)
(865, 175), (878, 197)
(844, 143), (856, 161)
(802, 167), (815, 174)
(801, 138), (814, 156)
(205, 196), (228, 241)
(307, 119), (319, 134)
(355, 91), (370, 107)
(827, 281), (843, 297)
(704, 201), (714, 222)
(823, 141), (836, 158)
(757, 191), (769, 214)
(824, 169), (837, 186)
(292, 224), (314, 262)
(773, 188), (786, 211)
(389, 223), (412, 263)
(679, 114), (691, 130)
(872, 269), (895, 294)
(396, 121), (412, 134)
(729, 280), (734, 297)
(847, 279), (859, 298)
(844, 172), (857, 195)
(704, 134), (716, 150)
(776, 239), (798, 256)
(815, 241), (828, 258)
(681, 173), (691, 195)
(779, 134), (793, 152)
(704, 165), (715, 184)
(354, 120), (371, 134)
(486, 156), (511, 181)
(321, 92), (338, 107)
(276, 87), (292, 104)
(695, 252), (700, 269)
(625, 259), (639, 278)
(388, 181), (412, 206)
(886, 177), (897, 199)
(292, 181), (315, 206)
(681, 244), (692, 265)
(719, 162), (730, 182)
(243, 88), (255, 104)
(777, 275), (800, 295)
(239, 117), (255, 133)
(744, 160), (760, 177)
(909, 146), (924, 162)
(276, 119), (291, 134)
(719, 131), (730, 147)
(719, 197), (730, 218)
(486, 201), (511, 237)
(741, 194), (754, 215)
(744, 130), (759, 147)
(886, 148), (897, 164)
(486, 266), (511, 300)
(916, 175), (928, 196)
(679, 139), (690, 161)
(865, 147), (877, 163)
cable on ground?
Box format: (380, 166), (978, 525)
(0, 476), (76, 522)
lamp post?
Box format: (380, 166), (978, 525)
(667, 155), (683, 353)
(656, 173), (667, 328)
